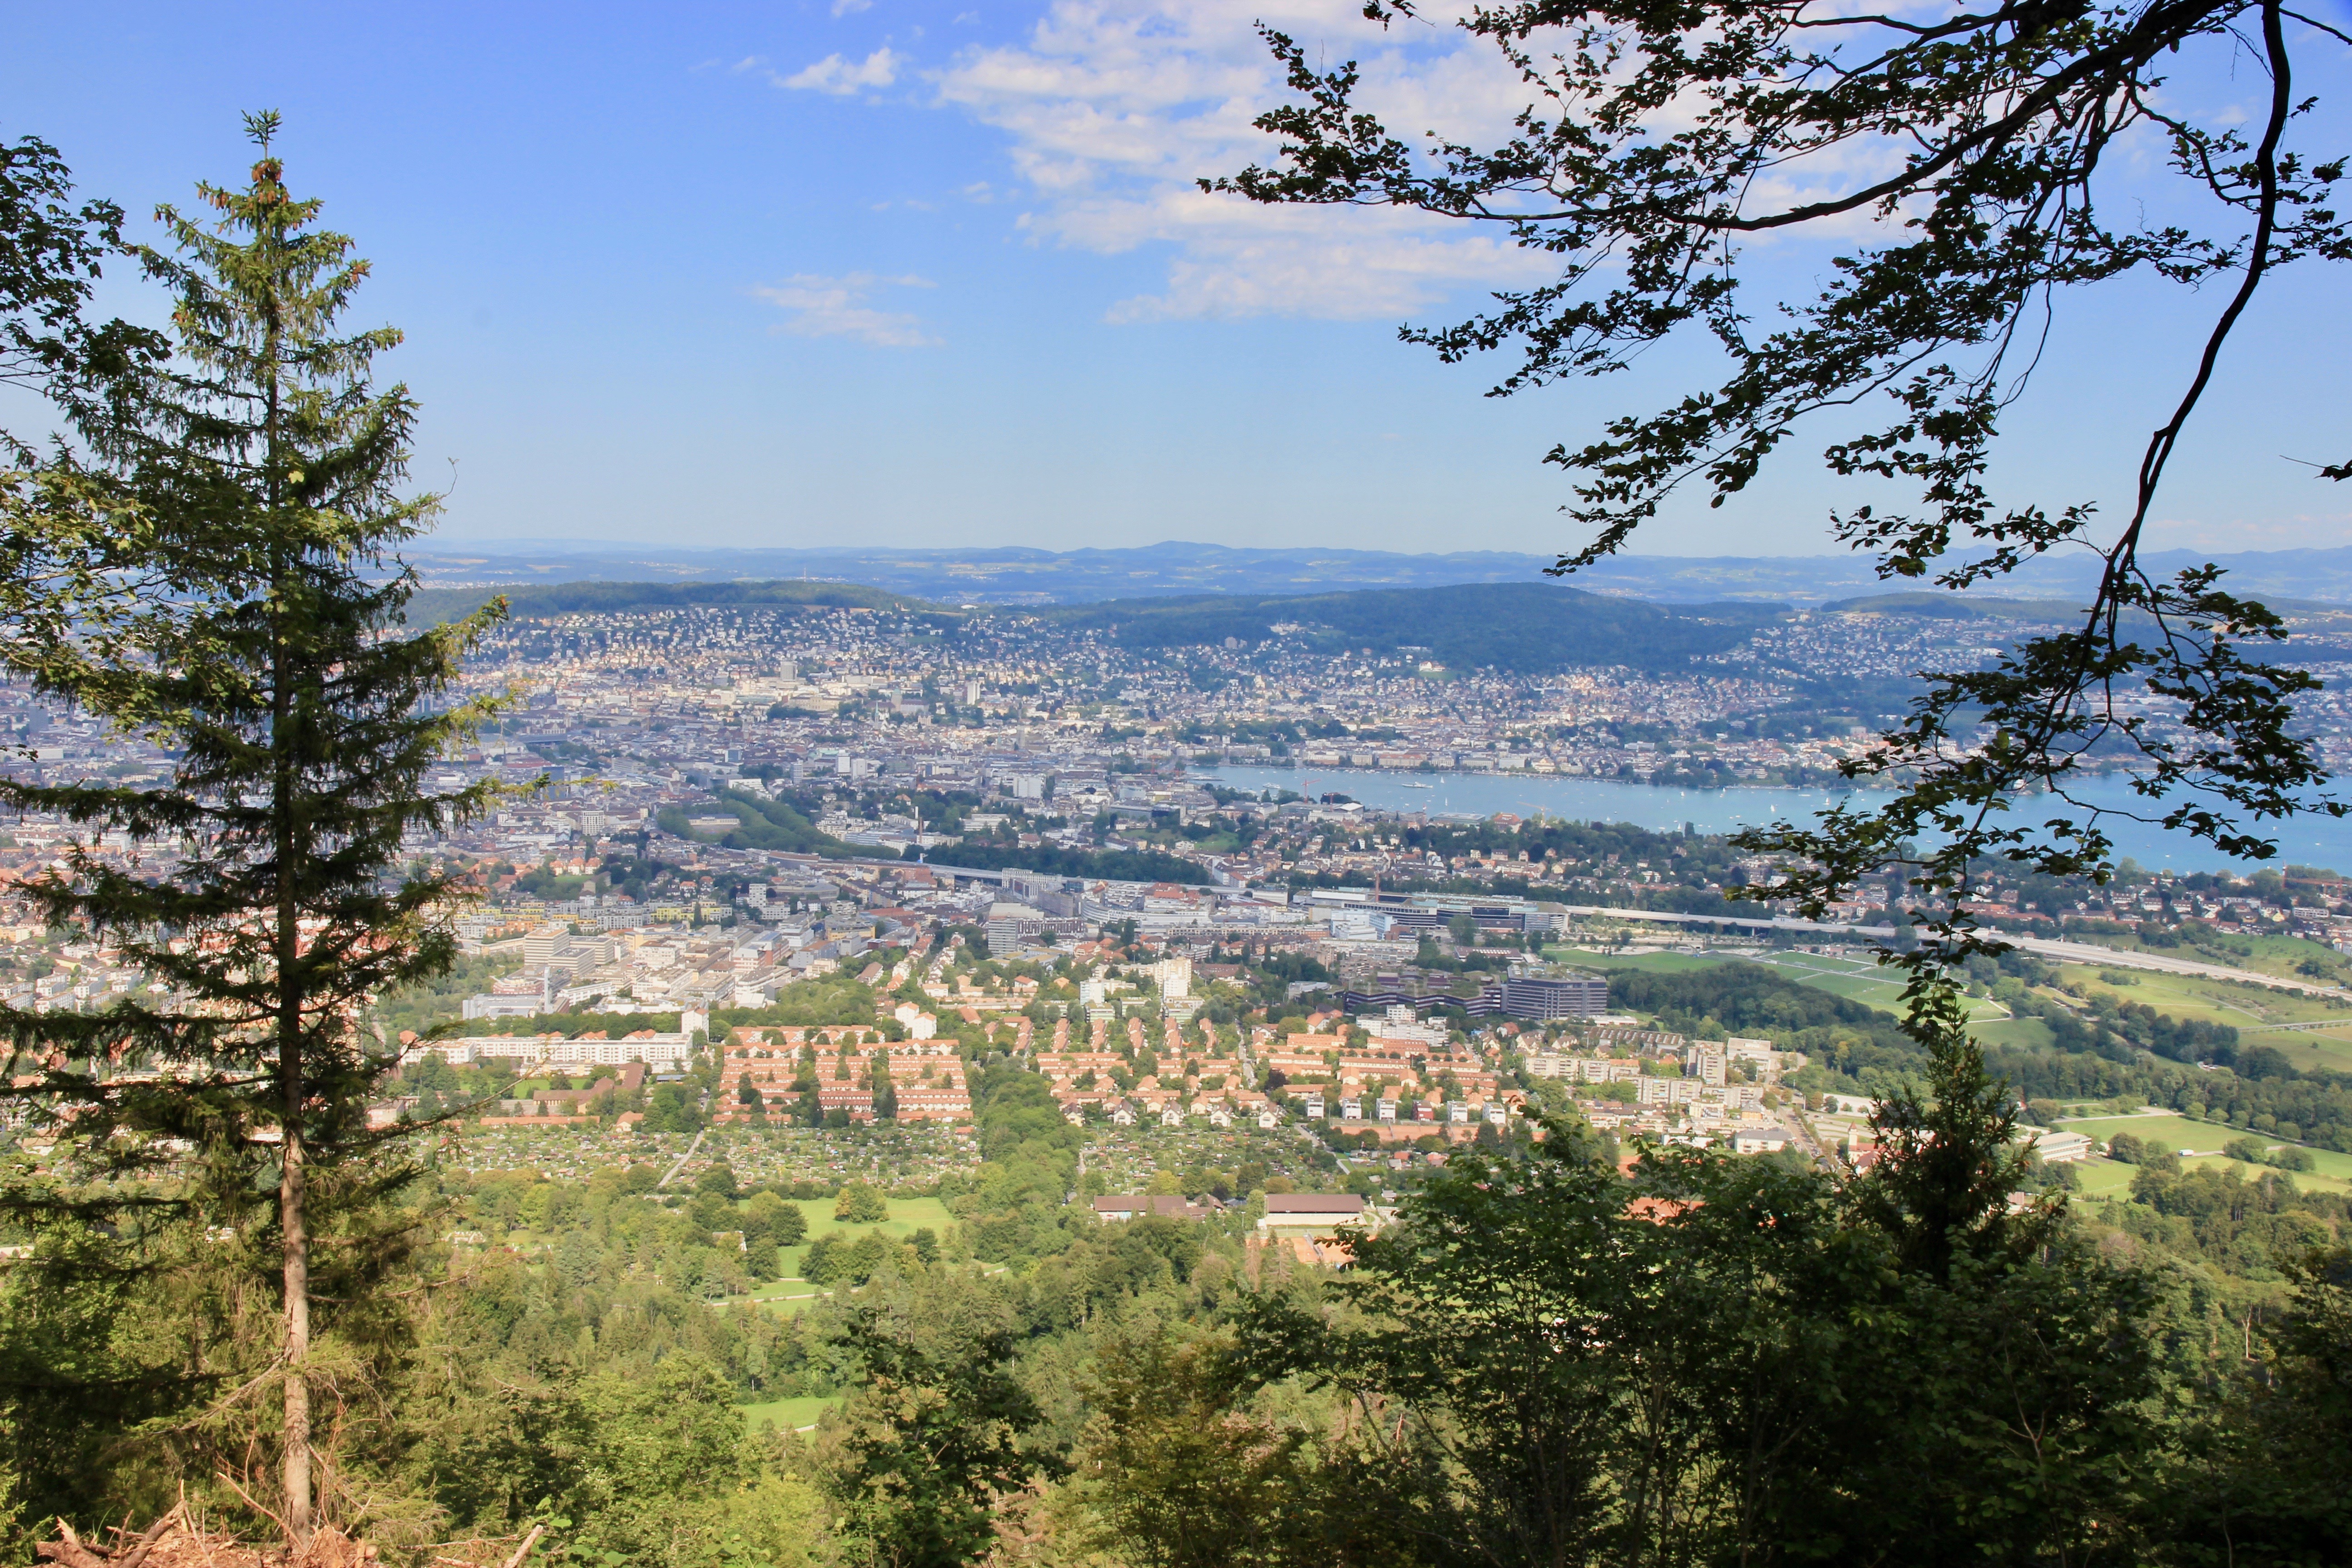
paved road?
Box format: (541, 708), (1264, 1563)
(1563, 904), (1897, 938)
(2004, 935), (2352, 1000)
(1787, 1113), (1838, 1173)
(657, 1127), (707, 1189)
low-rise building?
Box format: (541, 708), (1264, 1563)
(1093, 1194), (1202, 1222)
(1257, 1193), (1368, 1240)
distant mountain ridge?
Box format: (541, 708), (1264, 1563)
(406, 540), (1564, 603)
(401, 576), (931, 629)
(404, 539), (2352, 607)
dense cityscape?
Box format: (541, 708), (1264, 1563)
(10, 588), (2352, 1175)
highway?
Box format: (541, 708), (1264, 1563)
(1560, 904), (1897, 938)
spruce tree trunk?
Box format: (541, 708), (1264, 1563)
(274, 529), (311, 1545)
(281, 1102), (311, 1545)
(279, 912), (313, 1547)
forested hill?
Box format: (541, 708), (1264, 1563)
(1029, 583), (1784, 674)
(402, 576), (1784, 674)
(402, 577), (939, 627)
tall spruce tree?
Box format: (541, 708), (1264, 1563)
(0, 114), (504, 1544)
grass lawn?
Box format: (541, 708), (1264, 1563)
(705, 1279), (832, 1317)
(2050, 963), (2352, 1074)
(771, 1196), (956, 1282)
(783, 1195), (954, 1247)
(2069, 1156), (2141, 1199)
(1552, 950), (1733, 974)
(738, 1395), (836, 1432)
(1723, 949), (2016, 1024)
(2252, 1033), (2352, 1076)
(2049, 928), (2350, 985)
(1970, 1016), (2059, 1051)
(2053, 1109), (2352, 1195)
(2200, 931), (2351, 981)
(1558, 947), (2038, 1034)
(2054, 1110), (2199, 1145)
(2262, 1145), (2352, 1189)
(1745, 951), (1912, 1005)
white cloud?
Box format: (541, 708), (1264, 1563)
(783, 47), (903, 95)
(928, 1), (1559, 321)
(833, 0), (875, 14)
(914, 1), (1931, 319)
(755, 273), (941, 347)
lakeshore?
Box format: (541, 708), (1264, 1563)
(1196, 766), (2352, 876)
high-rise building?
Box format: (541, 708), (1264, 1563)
(1499, 973), (1609, 1020)
(524, 922), (567, 967)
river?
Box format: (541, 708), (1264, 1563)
(1192, 766), (2352, 875)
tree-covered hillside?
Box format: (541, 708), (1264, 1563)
(405, 577), (945, 627)
(659, 789), (860, 859)
(1034, 582), (1783, 674)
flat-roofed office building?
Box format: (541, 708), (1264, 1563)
(1500, 974), (1610, 1019)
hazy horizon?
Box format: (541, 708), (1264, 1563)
(415, 534), (2352, 562)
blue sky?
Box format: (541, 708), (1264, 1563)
(5, 1), (2347, 559)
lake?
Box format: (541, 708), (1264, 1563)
(1193, 766), (2352, 875)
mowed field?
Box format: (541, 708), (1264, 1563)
(735, 1278), (829, 1316)
(774, 1195), (953, 1283)
(2053, 1108), (2352, 1196)
(2048, 961), (2352, 1075)
(703, 1198), (958, 1321)
(1740, 950), (2021, 1024)
(1551, 949), (1730, 975)
(1561, 943), (2352, 1072)
(2065, 929), (2351, 987)
(1566, 948), (2039, 1036)
(737, 1395), (835, 1432)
